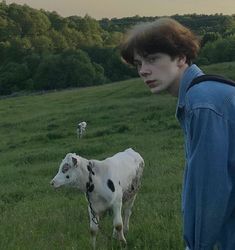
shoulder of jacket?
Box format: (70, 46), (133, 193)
(185, 81), (234, 115)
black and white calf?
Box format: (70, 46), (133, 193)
(77, 121), (87, 138)
(50, 148), (144, 249)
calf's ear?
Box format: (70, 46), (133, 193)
(72, 157), (78, 166)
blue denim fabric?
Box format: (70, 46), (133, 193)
(176, 65), (235, 250)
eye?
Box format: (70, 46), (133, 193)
(66, 175), (70, 179)
(133, 60), (142, 68)
(146, 56), (158, 63)
(148, 58), (155, 63)
(62, 164), (70, 173)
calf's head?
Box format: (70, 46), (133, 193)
(50, 153), (79, 188)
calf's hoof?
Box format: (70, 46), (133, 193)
(120, 238), (127, 247)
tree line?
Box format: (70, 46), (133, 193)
(0, 2), (234, 95)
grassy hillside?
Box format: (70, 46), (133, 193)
(202, 61), (235, 80)
(0, 62), (233, 250)
(0, 80), (184, 249)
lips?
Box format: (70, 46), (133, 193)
(145, 80), (156, 88)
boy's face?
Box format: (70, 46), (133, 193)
(133, 52), (186, 96)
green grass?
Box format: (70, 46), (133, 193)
(0, 62), (233, 250)
(202, 61), (235, 80)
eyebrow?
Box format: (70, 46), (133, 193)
(145, 53), (161, 58)
(132, 59), (142, 67)
(133, 59), (141, 63)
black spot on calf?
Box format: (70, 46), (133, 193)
(107, 179), (115, 192)
(89, 176), (93, 183)
(87, 163), (95, 175)
(86, 182), (95, 192)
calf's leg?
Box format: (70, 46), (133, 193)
(112, 197), (126, 245)
(88, 206), (99, 250)
(123, 194), (136, 234)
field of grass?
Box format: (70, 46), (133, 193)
(0, 62), (234, 250)
(202, 61), (235, 80)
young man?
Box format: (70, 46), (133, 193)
(120, 18), (235, 250)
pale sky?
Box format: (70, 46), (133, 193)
(5, 0), (235, 19)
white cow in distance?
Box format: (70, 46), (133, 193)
(50, 148), (144, 250)
(77, 121), (87, 138)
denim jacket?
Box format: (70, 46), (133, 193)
(176, 64), (235, 250)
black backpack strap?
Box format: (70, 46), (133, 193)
(187, 74), (235, 92)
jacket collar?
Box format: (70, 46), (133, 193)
(176, 64), (204, 120)
(177, 64), (204, 107)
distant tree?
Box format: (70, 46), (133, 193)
(194, 57), (210, 66)
(199, 35), (235, 63)
(33, 54), (62, 90)
(201, 32), (221, 47)
(0, 14), (20, 40)
(214, 36), (235, 62)
(58, 49), (96, 87)
(33, 49), (105, 90)
(8, 4), (50, 37)
(216, 15), (234, 34)
(31, 35), (52, 54)
(83, 46), (137, 82)
(0, 3), (235, 95)
(8, 37), (31, 62)
(68, 15), (104, 46)
(0, 40), (10, 64)
(0, 16), (8, 39)
(0, 62), (30, 94)
(48, 29), (69, 52)
(92, 62), (106, 84)
(46, 11), (67, 31)
(103, 31), (123, 47)
(223, 28), (235, 37)
(61, 27), (83, 49)
(23, 53), (41, 76)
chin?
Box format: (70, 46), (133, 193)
(150, 87), (162, 94)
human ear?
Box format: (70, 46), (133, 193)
(177, 55), (187, 67)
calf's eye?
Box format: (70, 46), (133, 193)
(66, 175), (70, 179)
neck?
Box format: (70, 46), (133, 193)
(168, 64), (189, 97)
(75, 157), (90, 192)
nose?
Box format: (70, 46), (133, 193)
(50, 180), (55, 186)
(139, 63), (151, 77)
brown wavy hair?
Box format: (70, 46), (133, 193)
(120, 18), (200, 65)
